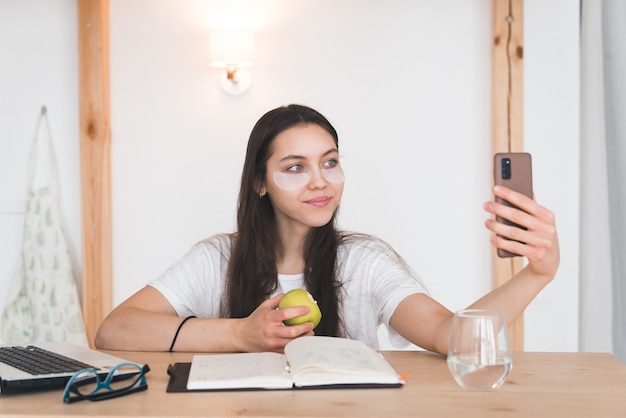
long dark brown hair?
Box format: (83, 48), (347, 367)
(221, 104), (343, 337)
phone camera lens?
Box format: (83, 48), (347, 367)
(502, 158), (512, 180)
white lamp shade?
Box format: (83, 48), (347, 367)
(209, 30), (254, 68)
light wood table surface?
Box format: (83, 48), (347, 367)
(1, 350), (625, 417)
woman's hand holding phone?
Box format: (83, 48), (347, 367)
(484, 152), (560, 279)
(484, 185), (560, 280)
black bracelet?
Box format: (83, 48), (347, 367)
(169, 315), (196, 352)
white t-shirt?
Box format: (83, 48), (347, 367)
(149, 233), (426, 349)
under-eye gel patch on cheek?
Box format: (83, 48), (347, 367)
(321, 165), (345, 184)
(272, 165), (345, 191)
(273, 171), (311, 191)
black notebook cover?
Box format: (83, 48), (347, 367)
(166, 363), (192, 393)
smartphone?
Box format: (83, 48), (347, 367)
(493, 152), (533, 258)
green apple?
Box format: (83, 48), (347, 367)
(278, 289), (322, 327)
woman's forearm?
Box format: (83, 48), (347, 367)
(464, 265), (553, 331)
(94, 307), (240, 352)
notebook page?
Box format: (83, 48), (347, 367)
(284, 336), (402, 387)
(187, 352), (292, 390)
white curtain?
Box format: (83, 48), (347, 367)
(580, 0), (626, 363)
(601, 0), (626, 363)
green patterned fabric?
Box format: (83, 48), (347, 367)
(1, 109), (88, 346)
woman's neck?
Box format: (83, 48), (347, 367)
(277, 224), (308, 275)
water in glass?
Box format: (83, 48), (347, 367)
(447, 309), (512, 391)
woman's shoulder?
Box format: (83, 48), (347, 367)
(337, 231), (416, 269)
(190, 233), (234, 257)
(337, 231), (397, 254)
(337, 231), (424, 288)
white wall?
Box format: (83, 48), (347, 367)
(0, 0), (82, 341)
(523, 0), (581, 352)
(110, 0), (494, 312)
(1, 0), (581, 352)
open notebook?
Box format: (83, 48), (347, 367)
(167, 336), (405, 392)
(0, 341), (140, 395)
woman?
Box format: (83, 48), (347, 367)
(95, 104), (559, 355)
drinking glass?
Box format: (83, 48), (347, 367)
(447, 309), (512, 391)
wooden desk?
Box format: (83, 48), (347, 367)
(1, 350), (625, 417)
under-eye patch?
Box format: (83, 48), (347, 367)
(321, 165), (345, 184)
(272, 165), (345, 191)
(273, 171), (310, 191)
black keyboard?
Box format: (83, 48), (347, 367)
(0, 345), (95, 375)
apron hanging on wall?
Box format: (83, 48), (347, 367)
(1, 107), (88, 346)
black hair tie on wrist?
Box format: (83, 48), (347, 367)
(169, 315), (196, 352)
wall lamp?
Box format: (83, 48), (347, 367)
(209, 30), (254, 95)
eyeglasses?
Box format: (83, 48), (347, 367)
(62, 362), (150, 404)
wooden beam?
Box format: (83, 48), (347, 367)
(492, 0), (525, 351)
(77, 0), (111, 347)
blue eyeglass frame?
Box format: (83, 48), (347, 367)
(62, 362), (150, 404)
